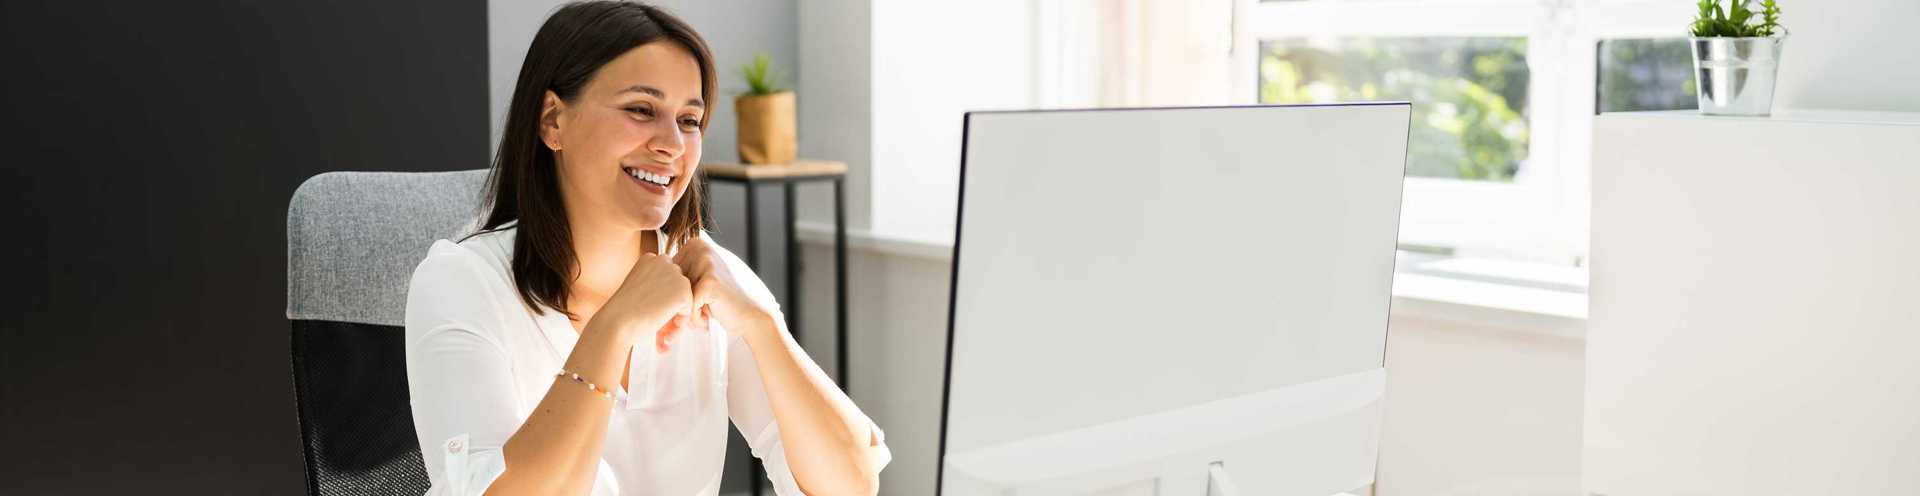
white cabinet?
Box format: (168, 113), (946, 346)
(1587, 110), (1920, 495)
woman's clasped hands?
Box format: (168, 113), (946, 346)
(592, 235), (770, 353)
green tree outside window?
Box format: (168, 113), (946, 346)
(1260, 38), (1530, 181)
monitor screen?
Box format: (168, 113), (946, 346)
(940, 103), (1411, 496)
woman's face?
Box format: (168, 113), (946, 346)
(541, 41), (705, 233)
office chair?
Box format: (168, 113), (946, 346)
(286, 170), (488, 496)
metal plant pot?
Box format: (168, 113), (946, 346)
(1690, 36), (1786, 116)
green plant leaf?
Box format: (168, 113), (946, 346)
(739, 53), (786, 95)
(1759, 0), (1783, 36)
(1690, 0), (1785, 37)
(1692, 0), (1727, 36)
(1728, 0), (1753, 27)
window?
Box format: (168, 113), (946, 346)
(1597, 38), (1696, 113)
(1234, 0), (1696, 267)
(1261, 37), (1532, 182)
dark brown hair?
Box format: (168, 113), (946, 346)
(473, 1), (715, 317)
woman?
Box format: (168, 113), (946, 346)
(404, 2), (888, 494)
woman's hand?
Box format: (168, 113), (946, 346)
(596, 251), (694, 352)
(673, 236), (774, 337)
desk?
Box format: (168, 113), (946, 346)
(701, 160), (849, 496)
(1587, 111), (1920, 494)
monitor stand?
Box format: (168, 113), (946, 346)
(1205, 461), (1240, 496)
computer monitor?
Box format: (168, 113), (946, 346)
(938, 103), (1411, 496)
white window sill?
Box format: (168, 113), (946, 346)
(795, 222), (1587, 338)
(1391, 277), (1586, 340)
(793, 221), (956, 261)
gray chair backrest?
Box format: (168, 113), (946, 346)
(287, 170), (490, 325)
(285, 169), (488, 496)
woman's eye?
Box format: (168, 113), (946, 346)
(626, 106), (655, 118)
(679, 117), (701, 129)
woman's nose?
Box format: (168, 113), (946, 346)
(648, 120), (686, 159)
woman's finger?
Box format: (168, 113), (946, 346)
(660, 317), (683, 351)
(692, 278), (721, 328)
(656, 315), (686, 353)
(680, 273), (705, 331)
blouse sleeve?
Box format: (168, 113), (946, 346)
(711, 233), (893, 495)
(404, 241), (523, 496)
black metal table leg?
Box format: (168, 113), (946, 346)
(742, 182), (763, 496)
(784, 182), (800, 340)
(833, 178), (848, 392)
(744, 183), (759, 269)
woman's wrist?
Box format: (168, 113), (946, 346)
(584, 311), (660, 346)
(732, 307), (783, 343)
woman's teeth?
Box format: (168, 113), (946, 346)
(626, 167), (671, 186)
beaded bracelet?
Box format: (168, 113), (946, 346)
(555, 369), (614, 400)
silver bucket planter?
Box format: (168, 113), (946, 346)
(1690, 36), (1786, 116)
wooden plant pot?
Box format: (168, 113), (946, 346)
(735, 91), (796, 164)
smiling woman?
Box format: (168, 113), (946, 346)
(405, 2), (890, 495)
(483, 2), (716, 317)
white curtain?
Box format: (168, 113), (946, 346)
(1033, 0), (1235, 108)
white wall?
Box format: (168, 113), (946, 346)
(1377, 315), (1585, 495)
(1774, 0), (1920, 113)
(795, 0), (1040, 243)
(795, 0), (873, 231)
(868, 0), (1035, 244)
(487, 0), (556, 153)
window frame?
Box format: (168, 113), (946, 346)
(1231, 0), (1694, 265)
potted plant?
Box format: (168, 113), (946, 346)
(735, 53), (796, 164)
(1688, 0), (1786, 116)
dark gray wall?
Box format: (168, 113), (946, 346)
(0, 1), (490, 493)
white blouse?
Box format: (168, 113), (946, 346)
(403, 227), (887, 495)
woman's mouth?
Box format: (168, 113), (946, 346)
(623, 166), (673, 195)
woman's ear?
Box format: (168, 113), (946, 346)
(538, 90), (566, 151)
